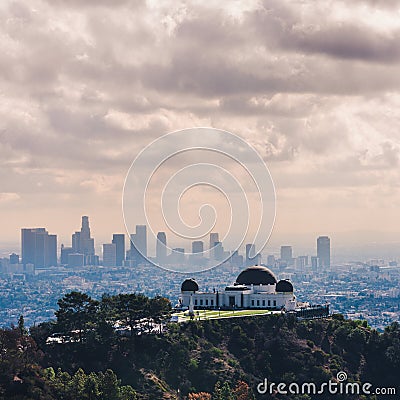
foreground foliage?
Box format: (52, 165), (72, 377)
(0, 291), (399, 399)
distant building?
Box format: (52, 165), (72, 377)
(135, 225), (147, 257)
(112, 234), (125, 266)
(129, 225), (147, 266)
(230, 250), (243, 268)
(209, 232), (219, 259)
(311, 256), (319, 271)
(245, 243), (255, 266)
(280, 245), (292, 261)
(60, 245), (73, 265)
(317, 236), (330, 268)
(192, 241), (204, 255)
(71, 216), (95, 265)
(9, 253), (19, 264)
(21, 228), (57, 268)
(213, 241), (224, 261)
(103, 243), (116, 267)
(67, 253), (85, 268)
(156, 232), (167, 263)
(296, 255), (308, 269)
(266, 255), (275, 267)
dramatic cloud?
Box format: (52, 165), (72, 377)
(1, 0), (400, 251)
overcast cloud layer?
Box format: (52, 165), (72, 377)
(1, 0), (400, 255)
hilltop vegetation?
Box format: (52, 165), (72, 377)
(0, 291), (399, 399)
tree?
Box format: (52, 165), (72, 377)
(119, 385), (138, 400)
(84, 372), (100, 400)
(18, 315), (27, 336)
(114, 293), (149, 336)
(98, 369), (120, 400)
(149, 296), (172, 333)
(55, 291), (98, 342)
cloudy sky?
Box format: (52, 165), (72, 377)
(1, 0), (400, 257)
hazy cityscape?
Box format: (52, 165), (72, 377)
(0, 215), (398, 331)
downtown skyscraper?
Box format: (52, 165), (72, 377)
(21, 228), (57, 268)
(317, 236), (331, 268)
(156, 232), (167, 263)
(129, 225), (147, 266)
(112, 234), (125, 267)
(71, 216), (96, 265)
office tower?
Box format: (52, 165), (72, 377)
(311, 256), (319, 271)
(47, 234), (57, 267)
(266, 255), (275, 267)
(9, 253), (19, 264)
(317, 236), (331, 268)
(280, 245), (293, 261)
(21, 228), (57, 268)
(192, 241), (204, 255)
(213, 241), (224, 261)
(60, 245), (74, 265)
(209, 232), (219, 258)
(71, 216), (95, 265)
(230, 250), (244, 268)
(135, 225), (147, 257)
(129, 225), (148, 265)
(68, 253), (85, 268)
(112, 234), (125, 266)
(156, 232), (167, 263)
(103, 243), (116, 267)
(72, 231), (81, 253)
(80, 216), (95, 256)
(296, 255), (308, 270)
(245, 243), (255, 266)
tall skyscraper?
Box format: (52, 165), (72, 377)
(103, 243), (116, 267)
(112, 234), (125, 267)
(71, 216), (95, 265)
(209, 232), (219, 259)
(156, 232), (167, 263)
(129, 225), (147, 265)
(280, 245), (293, 261)
(317, 236), (331, 268)
(135, 225), (147, 257)
(21, 228), (57, 268)
(213, 241), (224, 261)
(192, 241), (204, 255)
(245, 243), (255, 266)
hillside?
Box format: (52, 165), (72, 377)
(0, 291), (399, 399)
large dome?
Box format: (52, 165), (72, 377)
(276, 279), (293, 292)
(181, 278), (199, 292)
(236, 265), (277, 285)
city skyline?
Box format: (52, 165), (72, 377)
(15, 215), (337, 270)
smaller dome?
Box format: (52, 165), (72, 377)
(181, 279), (199, 292)
(276, 279), (293, 292)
